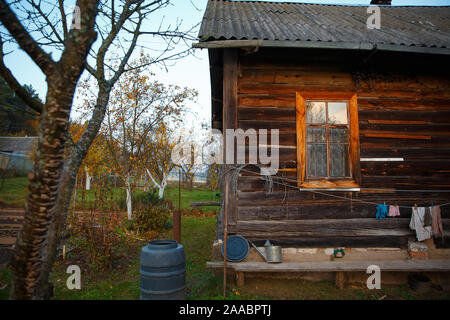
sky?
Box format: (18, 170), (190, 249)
(4, 0), (450, 127)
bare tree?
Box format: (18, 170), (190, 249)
(0, 0), (99, 300)
(0, 0), (197, 299)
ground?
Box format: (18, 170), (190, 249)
(1, 177), (450, 300)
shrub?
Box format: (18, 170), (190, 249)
(134, 189), (163, 208)
(116, 189), (163, 211)
(66, 211), (131, 271)
(133, 203), (171, 234)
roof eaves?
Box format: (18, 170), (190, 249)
(193, 39), (450, 55)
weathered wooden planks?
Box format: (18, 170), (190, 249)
(246, 236), (410, 248)
(223, 49), (239, 225)
(207, 260), (450, 272)
(220, 47), (450, 248)
(0, 237), (17, 245)
(207, 259), (450, 288)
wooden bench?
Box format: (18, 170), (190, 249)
(206, 260), (450, 289)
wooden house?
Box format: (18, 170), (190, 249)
(194, 0), (450, 285)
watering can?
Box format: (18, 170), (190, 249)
(249, 240), (282, 263)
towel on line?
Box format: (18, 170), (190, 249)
(388, 205), (400, 217)
(409, 207), (432, 242)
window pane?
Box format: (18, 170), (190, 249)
(307, 127), (326, 143)
(306, 101), (326, 124)
(307, 144), (327, 177)
(329, 127), (349, 143)
(328, 102), (348, 124)
(330, 144), (350, 177)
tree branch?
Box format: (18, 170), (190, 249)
(0, 0), (55, 75)
(109, 11), (143, 85)
(58, 0), (99, 78)
(30, 0), (64, 44)
(58, 0), (68, 40)
(95, 0), (133, 80)
(146, 168), (161, 188)
(0, 36), (43, 113)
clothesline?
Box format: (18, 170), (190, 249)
(226, 165), (450, 209)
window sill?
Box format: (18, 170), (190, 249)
(299, 179), (359, 189)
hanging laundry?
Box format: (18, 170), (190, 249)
(388, 205), (400, 217)
(376, 204), (388, 220)
(431, 205), (444, 239)
(409, 207), (432, 242)
(424, 207), (432, 227)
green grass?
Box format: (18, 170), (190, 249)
(48, 216), (224, 300)
(165, 186), (220, 213)
(0, 177), (28, 206)
(0, 268), (11, 300)
(50, 258), (141, 300)
(0, 177), (220, 213)
(73, 184), (220, 214)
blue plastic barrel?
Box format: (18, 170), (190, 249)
(140, 240), (185, 300)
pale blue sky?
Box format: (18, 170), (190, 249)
(4, 0), (450, 125)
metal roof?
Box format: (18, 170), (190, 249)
(196, 1), (450, 54)
(0, 137), (37, 155)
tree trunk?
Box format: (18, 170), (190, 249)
(12, 81), (85, 299)
(158, 173), (167, 199)
(34, 165), (77, 299)
(85, 166), (91, 190)
(125, 175), (132, 220)
(146, 168), (167, 199)
(33, 85), (111, 300)
(6, 0), (99, 298)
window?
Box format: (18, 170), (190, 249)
(296, 92), (360, 188)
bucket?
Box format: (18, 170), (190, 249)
(265, 245), (282, 263)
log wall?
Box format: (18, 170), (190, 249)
(222, 48), (450, 248)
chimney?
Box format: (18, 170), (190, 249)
(370, 0), (391, 5)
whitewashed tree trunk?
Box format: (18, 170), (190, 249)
(85, 166), (91, 190)
(158, 173), (168, 199)
(146, 169), (167, 199)
(125, 175), (132, 220)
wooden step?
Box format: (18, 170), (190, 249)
(207, 259), (450, 272)
(208, 259), (450, 289)
(0, 208), (24, 212)
(0, 224), (21, 229)
(0, 237), (16, 245)
(0, 215), (24, 220)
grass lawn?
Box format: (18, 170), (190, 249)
(0, 177), (29, 207)
(165, 186), (220, 213)
(0, 177), (220, 214)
